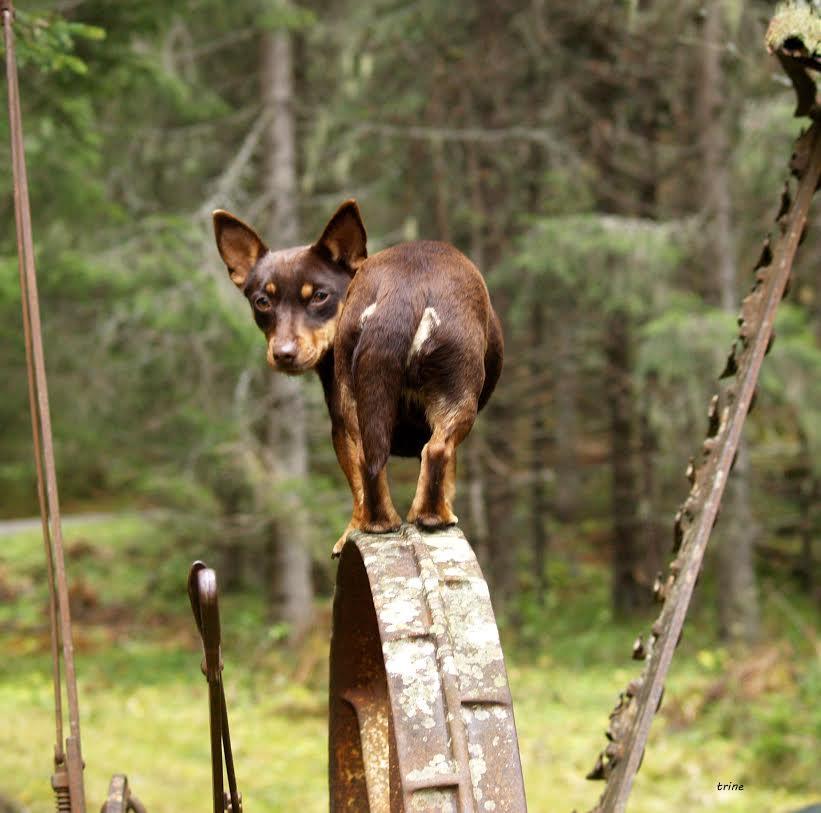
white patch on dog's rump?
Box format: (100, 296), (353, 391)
(360, 301), (377, 327)
(407, 307), (441, 363)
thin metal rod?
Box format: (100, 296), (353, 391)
(3, 7), (86, 810)
(209, 680), (225, 813)
(220, 684), (240, 812)
(4, 9), (64, 762)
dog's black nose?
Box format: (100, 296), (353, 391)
(273, 342), (298, 366)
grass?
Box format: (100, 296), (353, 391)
(0, 514), (818, 812)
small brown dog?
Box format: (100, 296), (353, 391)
(213, 200), (503, 555)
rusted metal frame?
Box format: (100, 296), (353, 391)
(588, 120), (821, 813)
(101, 775), (147, 813)
(2, 5), (86, 810)
(188, 562), (242, 813)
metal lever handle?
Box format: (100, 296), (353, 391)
(188, 562), (222, 680)
(188, 562), (242, 813)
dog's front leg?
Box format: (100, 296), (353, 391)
(330, 422), (365, 558)
(345, 395), (401, 536)
(330, 388), (400, 555)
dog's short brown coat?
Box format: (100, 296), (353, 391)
(214, 200), (503, 555)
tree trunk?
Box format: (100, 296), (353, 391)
(699, 2), (759, 643)
(606, 310), (647, 615)
(484, 400), (518, 606)
(552, 311), (578, 524)
(717, 447), (759, 641)
(260, 25), (314, 638)
(794, 433), (816, 598)
(638, 372), (664, 588)
(524, 140), (551, 600)
(481, 278), (517, 605)
(463, 137), (493, 568)
(529, 300), (550, 601)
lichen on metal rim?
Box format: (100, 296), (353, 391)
(329, 524), (527, 812)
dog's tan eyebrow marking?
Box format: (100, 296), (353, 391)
(301, 283), (314, 300)
(265, 282), (277, 295)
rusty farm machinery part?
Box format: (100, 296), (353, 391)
(99, 776), (146, 813)
(329, 525), (527, 813)
(585, 18), (821, 812)
(188, 563), (243, 813)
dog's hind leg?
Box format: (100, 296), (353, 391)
(407, 398), (476, 529)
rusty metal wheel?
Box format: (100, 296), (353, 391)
(329, 525), (527, 812)
(100, 775), (147, 813)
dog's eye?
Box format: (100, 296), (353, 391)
(311, 290), (329, 305)
(254, 294), (272, 312)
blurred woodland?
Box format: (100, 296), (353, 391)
(1, 2), (821, 811)
(0, 0), (821, 639)
(1, 2), (820, 645)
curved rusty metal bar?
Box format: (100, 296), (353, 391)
(329, 525), (527, 812)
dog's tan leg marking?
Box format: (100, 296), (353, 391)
(408, 399), (474, 528)
(444, 452), (457, 518)
(333, 381), (400, 551)
(331, 428), (366, 557)
(359, 454), (402, 534)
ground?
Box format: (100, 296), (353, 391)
(0, 515), (818, 812)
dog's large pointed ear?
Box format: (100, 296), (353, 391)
(313, 199), (367, 274)
(213, 210), (268, 288)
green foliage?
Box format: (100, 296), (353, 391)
(745, 664), (820, 792)
(638, 294), (735, 432)
(7, 10), (105, 75)
(639, 294), (734, 381)
(512, 214), (685, 316)
(760, 304), (821, 463)
(258, 2), (317, 31)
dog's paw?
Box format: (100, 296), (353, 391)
(331, 535), (348, 559)
(360, 517), (402, 535)
(409, 509), (458, 529)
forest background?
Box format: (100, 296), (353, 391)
(0, 1), (819, 811)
